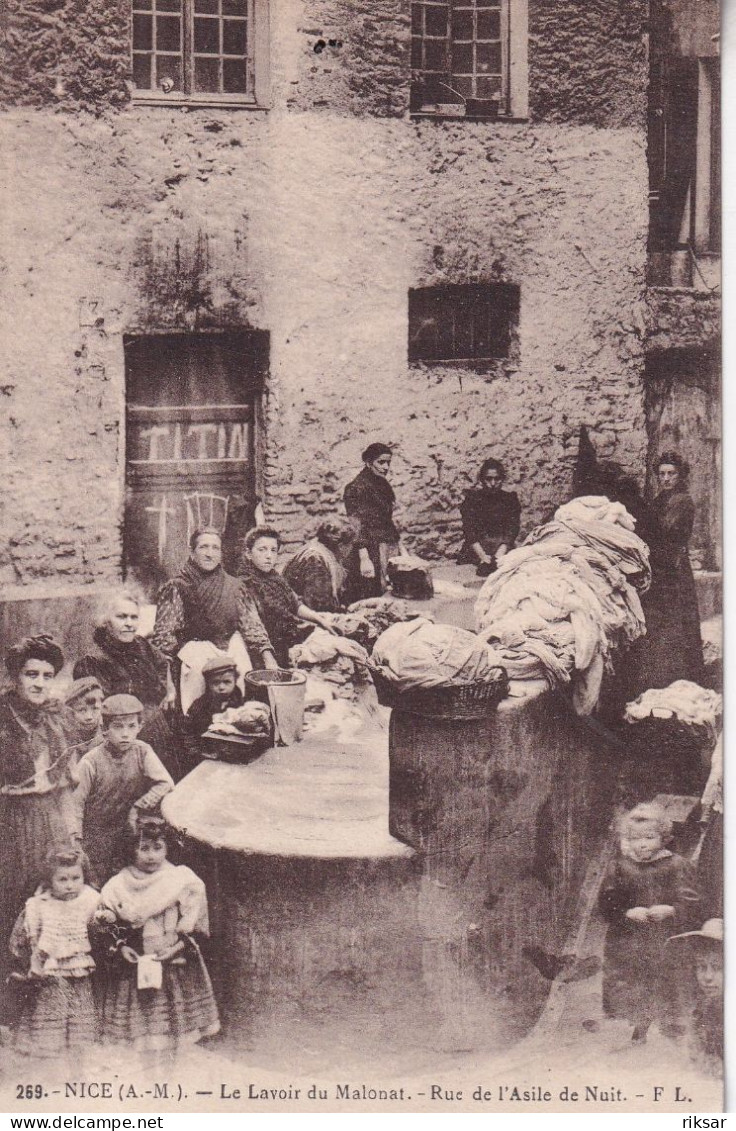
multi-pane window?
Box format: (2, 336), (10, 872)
(408, 284), (520, 363)
(132, 0), (266, 103)
(411, 0), (528, 117)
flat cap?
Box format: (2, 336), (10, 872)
(202, 653), (238, 677)
(65, 677), (103, 706)
(102, 693), (144, 718)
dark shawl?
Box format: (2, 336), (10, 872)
(282, 541), (346, 613)
(74, 627), (167, 708)
(237, 559), (301, 666)
(0, 689), (74, 789)
(458, 487), (521, 563)
(154, 560), (244, 656)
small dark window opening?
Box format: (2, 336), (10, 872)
(408, 283), (519, 363)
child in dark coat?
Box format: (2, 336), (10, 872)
(598, 802), (700, 1042)
(186, 655), (244, 737)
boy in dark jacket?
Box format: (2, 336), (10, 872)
(186, 654), (244, 737)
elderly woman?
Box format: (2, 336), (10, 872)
(282, 517), (360, 613)
(633, 452), (705, 691)
(458, 458), (521, 577)
(0, 635), (75, 1018)
(343, 442), (401, 597)
(152, 527), (278, 713)
(73, 589), (181, 779)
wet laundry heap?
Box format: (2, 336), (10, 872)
(474, 496), (651, 715)
(289, 629), (371, 701)
(371, 617), (505, 691)
(324, 597), (419, 650)
(625, 680), (722, 744)
(208, 701), (272, 737)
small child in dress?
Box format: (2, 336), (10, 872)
(94, 817), (220, 1058)
(8, 846), (99, 1060)
(598, 802), (700, 1043)
(65, 677), (104, 763)
(71, 695), (174, 887)
(186, 654), (244, 737)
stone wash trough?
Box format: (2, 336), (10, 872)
(163, 583), (619, 1072)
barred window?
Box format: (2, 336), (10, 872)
(410, 0), (527, 118)
(408, 284), (520, 363)
(132, 0), (269, 105)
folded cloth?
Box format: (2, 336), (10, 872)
(475, 496), (651, 715)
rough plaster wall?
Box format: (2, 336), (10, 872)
(0, 0), (652, 589)
(529, 0), (648, 126)
(0, 111), (272, 586)
(1, 0), (651, 123)
(0, 0), (130, 110)
(1, 107), (648, 586)
(259, 115), (649, 557)
(645, 288), (721, 353)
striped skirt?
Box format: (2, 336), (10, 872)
(14, 976), (98, 1058)
(101, 954), (220, 1052)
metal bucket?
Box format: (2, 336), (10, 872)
(245, 669), (307, 745)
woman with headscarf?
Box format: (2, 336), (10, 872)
(152, 528), (278, 713)
(458, 458), (521, 577)
(282, 517), (360, 613)
(74, 589), (181, 780)
(0, 635), (76, 1020)
(632, 452), (705, 692)
(343, 443), (401, 597)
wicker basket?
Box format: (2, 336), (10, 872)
(199, 731), (271, 764)
(368, 666), (508, 719)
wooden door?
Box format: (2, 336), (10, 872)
(124, 331), (268, 596)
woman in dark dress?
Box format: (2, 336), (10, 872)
(152, 528), (278, 714)
(74, 589), (182, 780)
(343, 443), (400, 598)
(458, 458), (521, 576)
(0, 636), (76, 1021)
(634, 452), (705, 691)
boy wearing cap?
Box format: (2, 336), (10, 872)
(70, 694), (174, 885)
(187, 654), (244, 737)
(64, 677), (104, 763)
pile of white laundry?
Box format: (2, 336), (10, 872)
(371, 617), (506, 691)
(625, 680), (722, 745)
(474, 496), (651, 715)
(289, 628), (371, 700)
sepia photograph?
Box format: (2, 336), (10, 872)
(0, 0), (725, 1116)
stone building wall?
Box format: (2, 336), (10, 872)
(0, 0), (650, 591)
